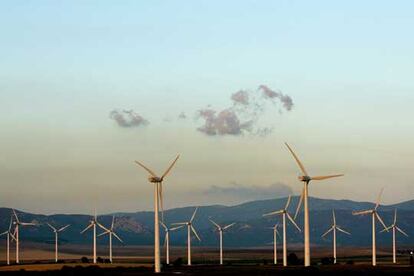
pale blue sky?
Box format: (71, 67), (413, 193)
(1, 1), (414, 214)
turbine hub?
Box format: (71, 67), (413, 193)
(149, 176), (162, 183)
(299, 175), (311, 182)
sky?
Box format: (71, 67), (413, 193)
(1, 1), (414, 214)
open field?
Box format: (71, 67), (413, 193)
(1, 244), (414, 275)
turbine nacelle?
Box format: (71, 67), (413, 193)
(299, 175), (311, 182)
(149, 176), (163, 183)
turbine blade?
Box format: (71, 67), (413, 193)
(20, 222), (36, 226)
(134, 161), (158, 177)
(352, 210), (372, 216)
(191, 225), (201, 241)
(311, 174), (344, 181)
(287, 213), (301, 232)
(171, 222), (187, 226)
(209, 219), (221, 229)
(80, 223), (93, 234)
(0, 231), (8, 236)
(163, 232), (168, 247)
(294, 188), (304, 220)
(285, 195), (291, 210)
(380, 226), (391, 233)
(160, 221), (168, 231)
(223, 222), (236, 230)
(97, 222), (110, 232)
(375, 188), (384, 210)
(321, 227), (334, 238)
(9, 231), (16, 242)
(161, 154), (180, 180)
(285, 142), (308, 176)
(12, 209), (20, 223)
(190, 207), (198, 223)
(58, 224), (70, 232)
(111, 216), (115, 230)
(97, 231), (109, 237)
(263, 210), (284, 217)
(170, 225), (184, 231)
(332, 210), (336, 226)
(336, 226), (351, 235)
(8, 216), (13, 231)
(393, 209), (397, 225)
(396, 226), (408, 237)
(375, 212), (388, 231)
(113, 232), (123, 243)
(47, 223), (56, 231)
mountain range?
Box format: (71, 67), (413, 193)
(1, 196), (414, 248)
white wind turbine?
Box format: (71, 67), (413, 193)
(172, 207), (201, 266)
(46, 223), (70, 263)
(263, 195), (301, 266)
(380, 209), (408, 264)
(209, 219), (235, 265)
(12, 209), (36, 264)
(285, 143), (344, 266)
(80, 211), (106, 264)
(97, 216), (123, 263)
(321, 210), (350, 264)
(0, 216), (16, 265)
(267, 224), (279, 265)
(160, 221), (184, 265)
(134, 155), (180, 273)
(352, 189), (388, 266)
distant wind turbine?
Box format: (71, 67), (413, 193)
(285, 143), (344, 266)
(46, 223), (70, 263)
(160, 221), (184, 265)
(0, 216), (16, 265)
(80, 211), (106, 264)
(352, 188), (388, 266)
(321, 210), (350, 264)
(263, 195), (301, 266)
(172, 207), (201, 266)
(266, 224), (279, 265)
(209, 219), (235, 265)
(134, 155), (180, 273)
(380, 209), (408, 264)
(12, 209), (36, 264)
(98, 216), (123, 263)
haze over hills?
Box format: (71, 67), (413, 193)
(1, 196), (414, 248)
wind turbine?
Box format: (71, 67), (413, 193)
(12, 209), (36, 264)
(80, 211), (106, 264)
(97, 216), (123, 263)
(266, 224), (279, 265)
(285, 143), (344, 266)
(0, 216), (15, 265)
(46, 223), (70, 263)
(352, 189), (388, 266)
(380, 209), (408, 264)
(209, 219), (235, 265)
(160, 221), (184, 265)
(134, 155), (180, 273)
(321, 210), (350, 264)
(263, 195), (301, 266)
(172, 207), (201, 266)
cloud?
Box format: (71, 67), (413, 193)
(258, 85), (294, 111)
(196, 85), (294, 137)
(109, 109), (149, 128)
(204, 183), (293, 202)
(231, 90), (249, 105)
(197, 108), (253, 136)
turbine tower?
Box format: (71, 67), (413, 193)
(172, 207), (201, 266)
(285, 143), (343, 266)
(80, 211), (106, 264)
(12, 209), (36, 264)
(160, 221), (184, 265)
(266, 224), (279, 265)
(0, 216), (15, 265)
(380, 209), (408, 264)
(352, 189), (388, 266)
(263, 195), (301, 266)
(97, 216), (123, 263)
(209, 219), (235, 265)
(46, 223), (70, 263)
(321, 210), (350, 264)
(134, 155), (180, 273)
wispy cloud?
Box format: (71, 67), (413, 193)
(109, 109), (149, 128)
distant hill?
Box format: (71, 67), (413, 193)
(1, 196), (414, 247)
